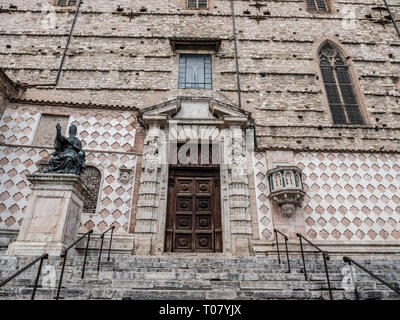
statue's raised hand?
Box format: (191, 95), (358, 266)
(56, 123), (62, 132)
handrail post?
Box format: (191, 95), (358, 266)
(274, 229), (281, 264)
(81, 231), (91, 279)
(346, 260), (360, 300)
(54, 229), (93, 299)
(322, 252), (333, 300)
(107, 226), (114, 262)
(343, 256), (400, 295)
(298, 235), (307, 281)
(0, 254), (49, 300)
(55, 253), (67, 300)
(31, 254), (48, 300)
(97, 234), (104, 272)
(284, 236), (291, 273)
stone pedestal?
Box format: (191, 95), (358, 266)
(7, 173), (91, 256)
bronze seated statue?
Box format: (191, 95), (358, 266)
(44, 123), (86, 175)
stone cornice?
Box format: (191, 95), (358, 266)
(9, 98), (140, 112)
(257, 146), (400, 154)
(26, 173), (92, 202)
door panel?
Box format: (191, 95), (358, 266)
(195, 234), (213, 251)
(195, 179), (212, 194)
(165, 167), (222, 253)
(176, 196), (193, 212)
(195, 215), (212, 229)
(174, 234), (193, 251)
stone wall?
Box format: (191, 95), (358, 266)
(296, 151), (400, 242)
(0, 1), (399, 252)
(253, 150), (400, 245)
(0, 0), (398, 152)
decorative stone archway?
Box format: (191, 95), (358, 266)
(133, 97), (254, 256)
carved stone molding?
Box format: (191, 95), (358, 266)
(118, 167), (133, 185)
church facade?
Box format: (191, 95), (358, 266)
(0, 0), (399, 257)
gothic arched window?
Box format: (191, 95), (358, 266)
(80, 166), (102, 214)
(307, 0), (329, 12)
(319, 44), (365, 125)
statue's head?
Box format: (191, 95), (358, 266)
(69, 125), (77, 137)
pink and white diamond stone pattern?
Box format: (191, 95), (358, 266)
(0, 106), (138, 234)
(253, 152), (274, 240)
(0, 107), (136, 154)
(0, 146), (137, 234)
(0, 146), (49, 230)
(295, 152), (400, 241)
(70, 111), (136, 153)
(80, 152), (136, 234)
(0, 108), (40, 145)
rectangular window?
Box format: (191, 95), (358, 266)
(316, 0), (327, 11)
(57, 0), (77, 6)
(178, 54), (212, 90)
(307, 0), (328, 12)
(187, 0), (208, 9)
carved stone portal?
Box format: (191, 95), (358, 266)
(133, 97), (253, 255)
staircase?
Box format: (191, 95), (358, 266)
(1, 253), (399, 300)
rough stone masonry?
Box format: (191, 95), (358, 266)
(0, 0), (399, 256)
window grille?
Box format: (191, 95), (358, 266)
(57, 0), (77, 6)
(178, 54), (212, 89)
(319, 44), (364, 125)
(188, 0), (208, 9)
(80, 166), (102, 214)
(307, 0), (328, 12)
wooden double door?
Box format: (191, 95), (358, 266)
(165, 166), (222, 253)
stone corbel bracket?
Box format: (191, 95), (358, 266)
(267, 166), (305, 218)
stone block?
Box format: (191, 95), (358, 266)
(133, 236), (152, 255)
(7, 173), (91, 256)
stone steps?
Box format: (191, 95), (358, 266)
(0, 276), (380, 289)
(2, 260), (399, 273)
(0, 254), (399, 300)
(1, 287), (398, 301)
(1, 270), (398, 285)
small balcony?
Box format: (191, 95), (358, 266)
(267, 166), (305, 217)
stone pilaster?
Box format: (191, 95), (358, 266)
(133, 124), (162, 255)
(229, 126), (253, 255)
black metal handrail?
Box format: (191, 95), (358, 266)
(0, 253), (48, 300)
(97, 225), (115, 272)
(343, 256), (400, 299)
(55, 229), (93, 300)
(273, 229), (291, 273)
(296, 233), (333, 300)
